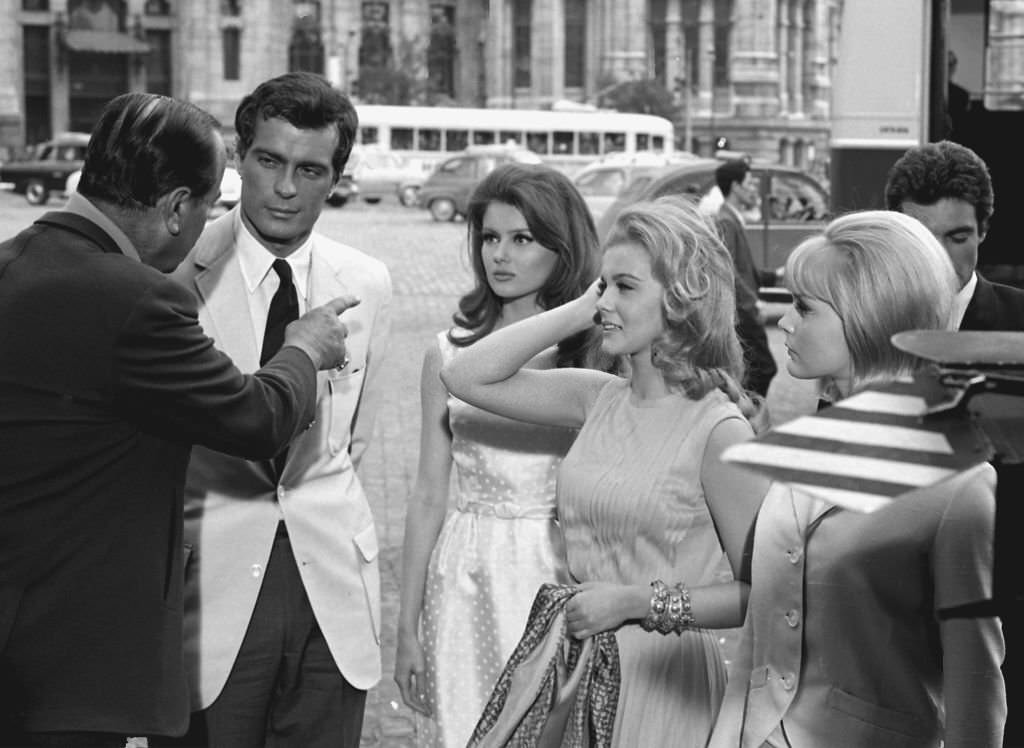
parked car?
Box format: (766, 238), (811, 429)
(351, 146), (426, 206)
(597, 158), (830, 276)
(326, 172), (359, 207)
(0, 132), (90, 205)
(418, 145), (542, 222)
(572, 154), (698, 223)
(66, 164), (244, 213)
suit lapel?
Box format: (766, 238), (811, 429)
(192, 216), (261, 373)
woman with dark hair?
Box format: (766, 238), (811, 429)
(441, 196), (770, 746)
(395, 163), (600, 747)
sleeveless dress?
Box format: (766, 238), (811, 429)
(557, 378), (743, 747)
(418, 332), (577, 747)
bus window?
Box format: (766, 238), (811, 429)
(579, 133), (600, 155)
(446, 129), (469, 151)
(499, 130), (523, 147)
(652, 135), (665, 151)
(360, 126), (379, 146)
(473, 131), (496, 145)
(419, 129), (442, 151)
(393, 127), (414, 150)
(603, 132), (626, 154)
(553, 131), (574, 154)
(636, 133), (650, 151)
(527, 132), (550, 155)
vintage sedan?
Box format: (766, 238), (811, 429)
(597, 158), (830, 279)
(0, 132), (91, 205)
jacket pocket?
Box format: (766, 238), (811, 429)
(353, 523), (381, 645)
(827, 686), (929, 741)
(325, 367), (364, 456)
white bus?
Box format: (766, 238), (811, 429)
(352, 104), (675, 176)
(830, 0), (1024, 284)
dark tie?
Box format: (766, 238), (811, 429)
(260, 259), (300, 480)
(260, 259), (300, 366)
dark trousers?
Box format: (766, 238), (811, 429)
(163, 524), (366, 748)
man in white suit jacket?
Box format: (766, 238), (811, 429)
(168, 73), (391, 747)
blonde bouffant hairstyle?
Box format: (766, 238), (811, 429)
(786, 210), (958, 397)
(603, 195), (746, 403)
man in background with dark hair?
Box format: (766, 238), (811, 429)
(169, 72), (391, 748)
(0, 93), (356, 746)
(714, 159), (778, 397)
(886, 140), (1024, 331)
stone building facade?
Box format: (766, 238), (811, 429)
(0, 0), (840, 171)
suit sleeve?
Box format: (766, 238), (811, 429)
(350, 265), (393, 469)
(111, 274), (317, 460)
(718, 217), (777, 397)
(934, 465), (1007, 746)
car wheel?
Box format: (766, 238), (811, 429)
(25, 179), (49, 206)
(429, 197), (456, 222)
(399, 185), (419, 207)
(363, 196), (381, 205)
(326, 192), (348, 207)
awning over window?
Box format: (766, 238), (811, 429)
(63, 30), (151, 54)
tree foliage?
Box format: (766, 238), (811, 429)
(596, 77), (680, 121)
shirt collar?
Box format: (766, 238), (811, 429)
(952, 271), (978, 329)
(62, 192), (141, 262)
(234, 209), (313, 303)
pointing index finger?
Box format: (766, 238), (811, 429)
(324, 295), (361, 316)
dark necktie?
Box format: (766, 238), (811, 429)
(260, 259), (300, 366)
(260, 259), (299, 480)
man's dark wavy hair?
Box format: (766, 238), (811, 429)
(235, 72), (358, 181)
(884, 140), (994, 233)
(453, 163), (601, 368)
(715, 159), (750, 197)
(78, 92), (221, 209)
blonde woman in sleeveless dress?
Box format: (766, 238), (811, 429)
(395, 163), (601, 747)
(442, 196), (771, 747)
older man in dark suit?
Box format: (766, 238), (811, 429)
(0, 93), (356, 747)
(886, 140), (1024, 331)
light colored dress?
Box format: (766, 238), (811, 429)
(418, 331), (577, 747)
(557, 378), (742, 748)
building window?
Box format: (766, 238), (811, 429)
(713, 0), (730, 87)
(144, 0), (170, 14)
(146, 29), (172, 95)
(22, 0), (49, 10)
(427, 4), (456, 98)
(223, 28), (241, 80)
(221, 0), (241, 15)
(649, 0), (667, 84)
(359, 2), (392, 78)
(564, 0), (585, 88)
(290, 1), (324, 74)
(513, 0), (531, 88)
(23, 25), (50, 143)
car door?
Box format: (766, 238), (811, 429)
(751, 169), (830, 271)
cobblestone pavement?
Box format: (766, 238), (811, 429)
(0, 191), (818, 747)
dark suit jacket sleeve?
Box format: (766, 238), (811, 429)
(111, 275), (317, 460)
(717, 213), (778, 396)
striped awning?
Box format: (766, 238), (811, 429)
(63, 30), (151, 54)
(723, 379), (991, 513)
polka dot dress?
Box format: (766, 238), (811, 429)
(416, 331), (575, 747)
